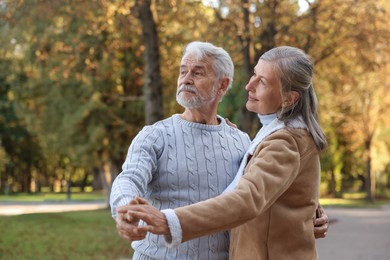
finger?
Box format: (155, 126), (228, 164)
(117, 207), (130, 214)
(315, 232), (327, 239)
(118, 230), (133, 242)
(133, 228), (148, 237)
(314, 218), (325, 226)
(314, 226), (328, 239)
(225, 118), (237, 128)
(117, 217), (139, 232)
(135, 197), (149, 205)
(117, 205), (141, 214)
(125, 212), (138, 223)
(130, 198), (139, 205)
(128, 210), (152, 223)
(137, 225), (154, 233)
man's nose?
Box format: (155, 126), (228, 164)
(181, 72), (194, 85)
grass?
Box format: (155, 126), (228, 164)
(0, 191), (105, 203)
(0, 209), (133, 260)
(320, 192), (390, 208)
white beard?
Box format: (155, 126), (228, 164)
(176, 84), (217, 109)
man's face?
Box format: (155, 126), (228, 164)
(176, 54), (219, 109)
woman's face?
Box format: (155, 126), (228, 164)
(245, 59), (283, 115)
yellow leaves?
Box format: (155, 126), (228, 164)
(91, 92), (101, 102)
(115, 85), (124, 95)
(7, 90), (15, 101)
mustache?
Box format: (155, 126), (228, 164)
(177, 85), (197, 94)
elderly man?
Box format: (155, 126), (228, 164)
(110, 41), (328, 260)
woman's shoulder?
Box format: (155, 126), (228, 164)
(261, 128), (317, 154)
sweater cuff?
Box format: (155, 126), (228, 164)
(111, 197), (132, 219)
(161, 209), (182, 248)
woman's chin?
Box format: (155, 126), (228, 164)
(245, 103), (256, 113)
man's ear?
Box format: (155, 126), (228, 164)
(283, 91), (300, 107)
(218, 78), (230, 95)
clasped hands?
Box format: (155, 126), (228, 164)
(115, 197), (329, 242)
(115, 197), (170, 242)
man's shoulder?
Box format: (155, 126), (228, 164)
(150, 115), (175, 130)
(137, 116), (175, 137)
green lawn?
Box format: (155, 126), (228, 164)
(0, 209), (133, 260)
(0, 192), (105, 202)
(320, 192), (390, 208)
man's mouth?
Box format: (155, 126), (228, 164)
(178, 85), (197, 94)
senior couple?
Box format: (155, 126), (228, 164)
(110, 41), (329, 260)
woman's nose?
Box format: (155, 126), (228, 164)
(245, 79), (254, 92)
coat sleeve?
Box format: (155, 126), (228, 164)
(175, 131), (301, 243)
(110, 125), (164, 218)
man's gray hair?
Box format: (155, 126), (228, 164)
(182, 41), (234, 92)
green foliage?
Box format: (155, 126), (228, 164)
(0, 0), (389, 199)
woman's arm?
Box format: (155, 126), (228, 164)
(119, 131), (302, 243)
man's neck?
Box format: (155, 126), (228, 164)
(180, 109), (219, 125)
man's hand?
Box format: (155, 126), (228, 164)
(314, 204), (329, 239)
(115, 199), (147, 242)
(117, 197), (171, 236)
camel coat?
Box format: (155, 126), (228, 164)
(174, 128), (320, 260)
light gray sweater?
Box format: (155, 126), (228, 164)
(110, 114), (250, 260)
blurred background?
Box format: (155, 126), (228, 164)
(0, 0), (389, 259)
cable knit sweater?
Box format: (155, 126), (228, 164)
(110, 114), (251, 260)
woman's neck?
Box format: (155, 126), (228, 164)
(258, 113), (277, 126)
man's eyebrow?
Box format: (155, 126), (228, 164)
(180, 65), (206, 70)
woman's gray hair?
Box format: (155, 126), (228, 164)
(260, 46), (327, 151)
(182, 41), (234, 93)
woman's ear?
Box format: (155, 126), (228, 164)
(283, 91), (300, 107)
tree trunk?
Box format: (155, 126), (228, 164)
(135, 0), (163, 125)
(92, 167), (103, 190)
(99, 149), (114, 208)
(365, 139), (375, 201)
(237, 0), (258, 137)
(80, 171), (89, 192)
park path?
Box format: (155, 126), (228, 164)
(0, 201), (107, 215)
(316, 206), (390, 260)
(1, 202), (389, 259)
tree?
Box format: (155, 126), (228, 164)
(133, 0), (163, 125)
